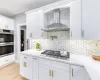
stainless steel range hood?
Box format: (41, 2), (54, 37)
(42, 9), (69, 32)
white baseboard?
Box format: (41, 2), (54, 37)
(0, 61), (15, 68)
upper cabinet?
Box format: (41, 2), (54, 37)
(82, 0), (100, 40)
(26, 0), (100, 40)
(26, 10), (44, 39)
(70, 0), (100, 40)
(0, 15), (14, 30)
(70, 0), (82, 39)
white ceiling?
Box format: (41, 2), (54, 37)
(0, 0), (60, 17)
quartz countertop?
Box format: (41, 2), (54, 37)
(21, 49), (100, 80)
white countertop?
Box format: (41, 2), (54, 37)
(21, 49), (100, 80)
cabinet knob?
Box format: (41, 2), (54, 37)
(30, 33), (32, 37)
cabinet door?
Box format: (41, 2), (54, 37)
(71, 65), (91, 80)
(52, 67), (70, 80)
(7, 19), (14, 30)
(20, 54), (33, 80)
(33, 57), (38, 80)
(39, 64), (51, 80)
(0, 17), (7, 29)
(0, 17), (14, 30)
(70, 0), (82, 39)
(82, 0), (100, 40)
(26, 10), (43, 39)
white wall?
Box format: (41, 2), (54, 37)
(12, 13), (26, 62)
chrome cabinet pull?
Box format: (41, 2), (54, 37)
(30, 33), (32, 37)
(72, 68), (74, 77)
(33, 58), (37, 60)
(82, 30), (84, 37)
(49, 70), (51, 76)
(52, 71), (54, 77)
(24, 57), (27, 58)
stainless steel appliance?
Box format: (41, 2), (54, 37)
(0, 29), (14, 56)
(41, 50), (70, 60)
(42, 8), (70, 32)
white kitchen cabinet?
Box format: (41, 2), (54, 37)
(7, 18), (14, 30)
(39, 64), (70, 80)
(26, 10), (44, 39)
(70, 0), (82, 39)
(70, 0), (100, 40)
(0, 15), (14, 30)
(82, 0), (100, 40)
(39, 64), (51, 80)
(0, 54), (15, 67)
(71, 65), (91, 80)
(39, 58), (70, 80)
(33, 57), (39, 80)
(20, 54), (33, 80)
(52, 67), (70, 80)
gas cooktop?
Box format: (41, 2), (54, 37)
(41, 50), (70, 60)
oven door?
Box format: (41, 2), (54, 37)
(0, 34), (14, 43)
(0, 45), (14, 56)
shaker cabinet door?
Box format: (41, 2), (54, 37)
(71, 65), (91, 80)
(39, 64), (51, 80)
(70, 0), (82, 40)
(26, 10), (43, 39)
(20, 54), (33, 80)
(52, 67), (70, 80)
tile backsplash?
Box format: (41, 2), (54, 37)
(31, 31), (96, 56)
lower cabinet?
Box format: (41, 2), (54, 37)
(20, 54), (33, 80)
(71, 65), (91, 80)
(52, 67), (70, 80)
(33, 57), (39, 80)
(38, 58), (70, 80)
(20, 55), (91, 80)
(39, 63), (70, 80)
(39, 64), (51, 80)
(0, 54), (15, 67)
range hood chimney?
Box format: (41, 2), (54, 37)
(42, 9), (69, 32)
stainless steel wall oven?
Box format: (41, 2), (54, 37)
(0, 29), (14, 56)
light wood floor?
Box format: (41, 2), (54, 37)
(0, 63), (27, 80)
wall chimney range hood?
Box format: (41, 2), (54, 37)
(42, 9), (69, 32)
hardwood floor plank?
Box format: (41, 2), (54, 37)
(0, 63), (27, 80)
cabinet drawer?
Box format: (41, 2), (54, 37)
(0, 54), (15, 67)
(39, 58), (70, 70)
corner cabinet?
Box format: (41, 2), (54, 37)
(71, 65), (91, 80)
(26, 10), (44, 39)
